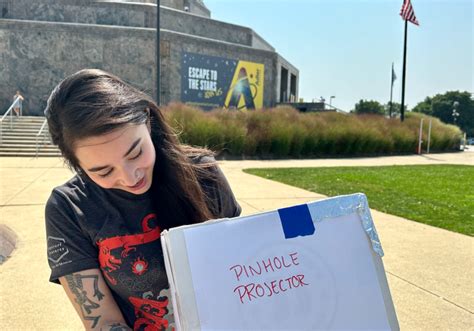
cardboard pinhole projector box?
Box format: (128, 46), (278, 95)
(161, 193), (399, 330)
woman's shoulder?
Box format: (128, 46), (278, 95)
(45, 175), (85, 222)
(46, 173), (110, 225)
(50, 174), (85, 195)
(47, 174), (97, 208)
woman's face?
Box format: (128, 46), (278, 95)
(74, 124), (156, 195)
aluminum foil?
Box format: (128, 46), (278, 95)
(308, 193), (384, 257)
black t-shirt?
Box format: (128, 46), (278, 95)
(45, 156), (241, 329)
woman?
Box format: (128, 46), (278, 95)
(13, 90), (24, 116)
(44, 69), (241, 330)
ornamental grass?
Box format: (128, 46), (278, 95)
(162, 103), (462, 158)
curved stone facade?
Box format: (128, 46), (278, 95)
(0, 0), (298, 114)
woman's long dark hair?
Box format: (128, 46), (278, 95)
(45, 69), (216, 228)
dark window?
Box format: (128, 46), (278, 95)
(280, 67), (288, 102)
(290, 74), (297, 102)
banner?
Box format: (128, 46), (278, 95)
(181, 52), (264, 110)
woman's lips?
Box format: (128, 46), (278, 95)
(128, 176), (146, 191)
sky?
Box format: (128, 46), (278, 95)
(205, 0), (473, 112)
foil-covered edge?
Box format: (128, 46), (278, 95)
(309, 193), (384, 257)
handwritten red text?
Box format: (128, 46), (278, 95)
(229, 252), (309, 304)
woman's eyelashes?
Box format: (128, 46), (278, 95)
(97, 148), (143, 178)
(98, 169), (113, 178)
(130, 148), (143, 160)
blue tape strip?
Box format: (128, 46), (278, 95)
(278, 204), (315, 239)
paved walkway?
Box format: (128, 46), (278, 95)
(0, 152), (472, 330)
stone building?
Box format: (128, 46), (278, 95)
(0, 0), (299, 114)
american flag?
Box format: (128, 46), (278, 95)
(391, 63), (397, 85)
(400, 0), (419, 26)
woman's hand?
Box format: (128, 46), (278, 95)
(59, 268), (131, 330)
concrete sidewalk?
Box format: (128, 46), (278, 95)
(0, 153), (473, 330)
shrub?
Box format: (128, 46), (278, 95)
(161, 103), (463, 158)
(289, 124), (306, 157)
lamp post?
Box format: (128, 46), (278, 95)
(329, 96), (335, 109)
(452, 101), (460, 124)
(156, 0), (161, 105)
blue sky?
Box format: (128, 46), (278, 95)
(205, 0), (473, 112)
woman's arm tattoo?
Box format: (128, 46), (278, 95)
(65, 273), (105, 328)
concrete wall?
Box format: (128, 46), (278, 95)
(139, 0), (210, 17)
(0, 0), (297, 114)
(184, 0), (210, 17)
(0, 19), (278, 115)
(276, 54), (299, 103)
(161, 7), (251, 46)
(251, 31), (275, 52)
(0, 1), (251, 46)
(0, 19), (156, 115)
(0, 1), (154, 28)
(162, 0), (185, 10)
(119, 0), (211, 17)
(0, 0), (209, 23)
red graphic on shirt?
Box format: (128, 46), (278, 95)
(132, 257), (149, 276)
(97, 213), (161, 285)
(129, 296), (170, 330)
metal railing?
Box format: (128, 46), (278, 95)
(0, 96), (23, 145)
(35, 118), (50, 157)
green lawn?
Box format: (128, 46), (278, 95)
(244, 165), (474, 236)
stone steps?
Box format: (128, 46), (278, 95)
(0, 145), (58, 150)
(0, 150), (61, 157)
(0, 116), (60, 157)
(0, 137), (53, 143)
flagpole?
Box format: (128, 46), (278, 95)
(400, 19), (408, 122)
(390, 63), (394, 118)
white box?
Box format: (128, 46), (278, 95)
(161, 193), (399, 330)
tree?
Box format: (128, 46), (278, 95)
(412, 91), (474, 136)
(384, 101), (407, 118)
(353, 99), (385, 115)
(411, 97), (432, 114)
